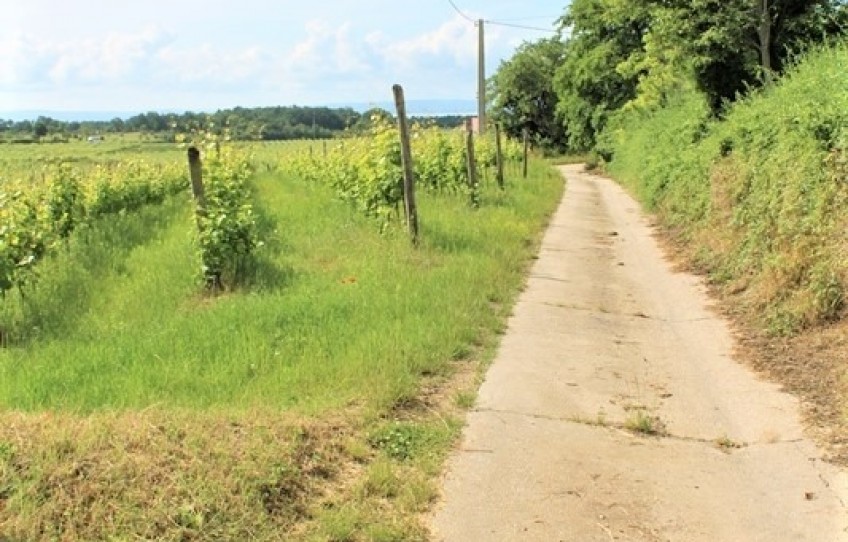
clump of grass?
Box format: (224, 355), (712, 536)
(714, 435), (744, 452)
(368, 423), (422, 462)
(624, 411), (667, 436)
(454, 391), (476, 409)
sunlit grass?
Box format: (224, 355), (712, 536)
(0, 160), (562, 415)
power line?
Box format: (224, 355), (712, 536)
(445, 0), (558, 33)
(489, 15), (561, 22)
(444, 0), (558, 136)
(446, 0), (476, 23)
(485, 20), (558, 33)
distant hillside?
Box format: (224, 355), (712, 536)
(0, 100), (477, 123)
(334, 99), (477, 117)
(0, 99), (477, 142)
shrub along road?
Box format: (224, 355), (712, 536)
(430, 165), (848, 541)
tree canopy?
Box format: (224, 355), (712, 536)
(488, 0), (847, 152)
(489, 38), (568, 150)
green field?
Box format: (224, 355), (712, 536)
(0, 136), (563, 540)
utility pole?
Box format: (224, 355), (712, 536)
(477, 18), (486, 135)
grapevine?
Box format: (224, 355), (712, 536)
(193, 146), (261, 289)
(277, 120), (524, 228)
(0, 159), (187, 298)
(177, 124), (262, 290)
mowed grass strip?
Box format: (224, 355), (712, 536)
(0, 160), (562, 540)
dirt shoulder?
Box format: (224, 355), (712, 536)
(656, 209), (848, 467)
(733, 321), (848, 465)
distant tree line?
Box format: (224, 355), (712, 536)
(0, 106), (468, 143)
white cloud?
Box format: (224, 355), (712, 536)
(0, 34), (54, 87)
(0, 13), (517, 110)
(270, 15), (491, 102)
(379, 15), (478, 69)
(0, 27), (172, 88)
(285, 20), (374, 80)
(155, 44), (269, 86)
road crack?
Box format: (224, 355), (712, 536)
(528, 274), (573, 284)
(472, 407), (806, 452)
(532, 300), (712, 324)
(817, 471), (848, 511)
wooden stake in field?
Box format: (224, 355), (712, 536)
(465, 119), (480, 207)
(187, 147), (207, 215)
(522, 128), (529, 179)
(187, 146), (221, 290)
(495, 123), (505, 190)
(392, 84), (419, 245)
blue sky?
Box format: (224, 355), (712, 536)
(1, 0), (567, 114)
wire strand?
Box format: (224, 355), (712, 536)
(446, 0), (558, 33)
(489, 15), (561, 22)
(446, 0), (477, 23)
(485, 19), (558, 33)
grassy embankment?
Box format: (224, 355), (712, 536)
(600, 41), (848, 460)
(604, 42), (847, 334)
(0, 147), (562, 540)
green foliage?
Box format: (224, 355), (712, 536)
(546, 0), (847, 152)
(195, 148), (261, 289)
(605, 42), (848, 333)
(0, 158), (186, 299)
(45, 165), (84, 240)
(553, 0), (652, 151)
(280, 117), (403, 227)
(489, 38), (568, 150)
(175, 125), (262, 289)
(0, 192), (48, 295)
(413, 129), (465, 192)
(278, 121), (523, 229)
(631, 0), (848, 113)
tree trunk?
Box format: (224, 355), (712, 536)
(757, 0), (774, 84)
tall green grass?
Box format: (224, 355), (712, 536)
(0, 161), (562, 414)
(603, 41), (848, 333)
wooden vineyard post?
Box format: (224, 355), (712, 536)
(465, 119), (479, 208)
(323, 140), (328, 158)
(392, 84), (419, 245)
(495, 123), (505, 190)
(187, 147), (220, 290)
(522, 128), (529, 179)
(187, 147), (207, 215)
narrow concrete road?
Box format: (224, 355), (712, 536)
(430, 165), (848, 541)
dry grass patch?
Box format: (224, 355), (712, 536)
(0, 409), (353, 541)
